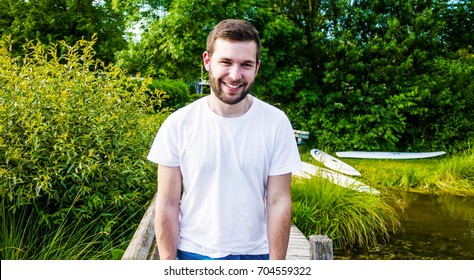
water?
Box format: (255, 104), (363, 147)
(335, 191), (474, 260)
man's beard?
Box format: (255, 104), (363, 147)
(209, 67), (255, 105)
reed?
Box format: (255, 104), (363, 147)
(291, 175), (404, 249)
(0, 195), (137, 260)
(435, 151), (474, 196)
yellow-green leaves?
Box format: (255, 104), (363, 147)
(1, 36), (164, 234)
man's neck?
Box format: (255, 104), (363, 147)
(208, 94), (252, 118)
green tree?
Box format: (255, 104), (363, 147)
(302, 0), (473, 151)
(0, 0), (127, 63)
(444, 0), (474, 53)
(117, 0), (474, 151)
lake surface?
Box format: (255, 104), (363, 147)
(335, 191), (474, 260)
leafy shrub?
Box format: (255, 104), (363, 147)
(150, 78), (191, 110)
(0, 35), (165, 250)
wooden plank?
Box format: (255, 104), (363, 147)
(121, 194), (156, 260)
(286, 225), (310, 260)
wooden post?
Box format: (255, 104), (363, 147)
(309, 235), (333, 260)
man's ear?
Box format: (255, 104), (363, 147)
(203, 51), (211, 71)
(255, 59), (261, 76)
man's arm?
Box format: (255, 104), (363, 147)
(154, 165), (182, 260)
(266, 173), (292, 260)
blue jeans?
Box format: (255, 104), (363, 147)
(177, 249), (269, 260)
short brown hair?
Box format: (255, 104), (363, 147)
(206, 19), (261, 61)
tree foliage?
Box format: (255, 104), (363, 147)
(0, 0), (128, 63)
(117, 0), (473, 152)
(4, 0), (471, 152)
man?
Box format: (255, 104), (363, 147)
(147, 19), (301, 260)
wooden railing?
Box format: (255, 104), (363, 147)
(122, 194), (159, 260)
(122, 193), (333, 260)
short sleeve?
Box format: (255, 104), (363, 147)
(268, 115), (302, 176)
(147, 113), (180, 166)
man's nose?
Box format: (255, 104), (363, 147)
(228, 65), (243, 81)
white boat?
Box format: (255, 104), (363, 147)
(310, 149), (361, 176)
(335, 151), (446, 159)
(293, 162), (380, 195)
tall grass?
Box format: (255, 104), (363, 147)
(291, 176), (404, 249)
(0, 195), (140, 260)
(436, 150), (474, 195)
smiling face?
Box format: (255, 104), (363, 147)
(203, 39), (260, 105)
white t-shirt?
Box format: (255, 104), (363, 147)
(147, 95), (301, 258)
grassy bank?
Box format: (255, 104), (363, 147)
(298, 146), (474, 197)
(339, 150), (474, 197)
(292, 146), (474, 251)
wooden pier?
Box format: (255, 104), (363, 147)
(286, 225), (311, 260)
(122, 194), (332, 260)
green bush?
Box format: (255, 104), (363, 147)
(150, 78), (191, 110)
(0, 35), (165, 253)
